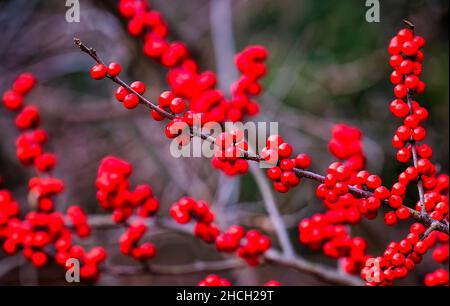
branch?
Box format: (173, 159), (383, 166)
(104, 258), (244, 276)
(249, 163), (295, 258)
(406, 92), (426, 214)
(74, 38), (448, 235)
(85, 215), (362, 285)
(264, 249), (362, 286)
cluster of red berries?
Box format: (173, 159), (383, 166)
(425, 232), (449, 286)
(299, 213), (367, 274)
(298, 124), (374, 274)
(117, 0), (263, 124)
(388, 27), (449, 222)
(3, 207), (104, 280)
(316, 163), (353, 205)
(328, 124), (365, 172)
(388, 25), (449, 268)
(314, 160), (412, 226)
(0, 189), (20, 239)
(211, 130), (249, 176)
(2, 74), (57, 173)
(67, 205), (91, 237)
(362, 223), (446, 286)
(90, 61), (122, 80)
(170, 198), (271, 264)
(96, 156), (159, 223)
(96, 156), (158, 261)
(349, 24), (450, 286)
(235, 229), (271, 266)
(89, 61), (147, 111)
(1, 74), (106, 280)
(388, 27), (426, 99)
(119, 221), (156, 260)
(215, 225), (271, 265)
(263, 135), (311, 193)
(170, 197), (219, 243)
(56, 243), (107, 281)
(155, 91), (186, 117)
(2, 210), (64, 266)
(425, 269), (449, 286)
(228, 46), (267, 121)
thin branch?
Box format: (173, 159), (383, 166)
(104, 258), (244, 276)
(406, 92), (426, 215)
(249, 163), (295, 258)
(264, 249), (362, 286)
(85, 215), (362, 285)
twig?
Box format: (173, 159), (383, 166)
(406, 92), (426, 215)
(264, 249), (362, 286)
(104, 258), (244, 276)
(249, 163), (295, 258)
(85, 215), (361, 285)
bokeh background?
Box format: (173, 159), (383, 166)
(0, 0), (448, 285)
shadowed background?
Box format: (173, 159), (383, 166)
(0, 0), (448, 285)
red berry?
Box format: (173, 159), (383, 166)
(159, 91), (175, 107)
(399, 60), (413, 74)
(366, 175), (382, 189)
(266, 135), (284, 149)
(12, 73), (36, 95)
(90, 64), (107, 80)
(2, 90), (23, 111)
(394, 84), (407, 98)
(169, 97), (186, 114)
(396, 206), (410, 220)
(107, 62), (122, 77)
(267, 167), (282, 181)
(397, 29), (414, 42)
(404, 75), (419, 90)
(130, 81), (146, 95)
(402, 41), (419, 56)
(390, 70), (403, 84)
(115, 86), (128, 102)
(295, 154), (311, 169)
(278, 143), (293, 158)
(384, 212), (397, 226)
(123, 93), (139, 109)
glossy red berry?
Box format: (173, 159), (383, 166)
(130, 81), (146, 95)
(402, 41), (419, 56)
(2, 90), (23, 111)
(115, 86), (128, 102)
(90, 64), (107, 80)
(123, 93), (139, 109)
(107, 62), (122, 77)
(169, 97), (186, 114)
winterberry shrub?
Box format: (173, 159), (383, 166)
(0, 0), (448, 287)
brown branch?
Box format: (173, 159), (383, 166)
(84, 215), (362, 285)
(406, 92), (426, 214)
(103, 258), (244, 276)
(264, 249), (362, 286)
(74, 38), (448, 235)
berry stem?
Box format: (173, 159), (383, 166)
(406, 91), (427, 215)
